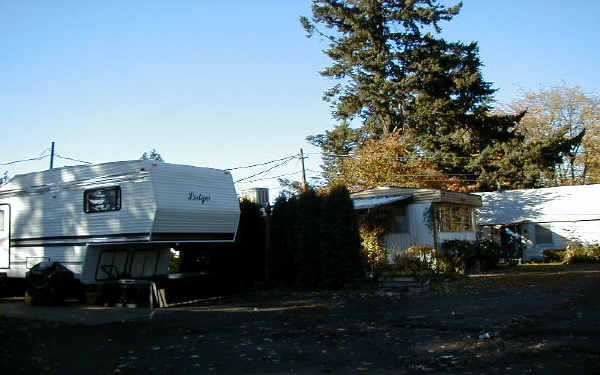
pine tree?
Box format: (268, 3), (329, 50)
(140, 148), (164, 162)
(306, 121), (361, 185)
(301, 0), (582, 190)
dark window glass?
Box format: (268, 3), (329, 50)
(390, 205), (409, 233)
(84, 187), (121, 213)
(535, 225), (553, 244)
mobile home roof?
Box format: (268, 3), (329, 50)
(476, 184), (600, 225)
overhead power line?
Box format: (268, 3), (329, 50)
(234, 157), (296, 183)
(1, 145), (92, 170)
(235, 170), (305, 184)
(55, 154), (93, 165)
(226, 155), (297, 171)
(0, 149), (50, 166)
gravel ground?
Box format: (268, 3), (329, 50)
(1, 264), (599, 374)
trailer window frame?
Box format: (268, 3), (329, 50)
(83, 186), (121, 213)
(437, 204), (473, 232)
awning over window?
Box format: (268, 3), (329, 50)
(352, 194), (412, 210)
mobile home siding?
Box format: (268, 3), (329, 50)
(520, 221), (600, 261)
(150, 165), (240, 236)
(477, 185), (600, 261)
(383, 203), (435, 259)
(8, 245), (87, 278)
(1, 161), (156, 240)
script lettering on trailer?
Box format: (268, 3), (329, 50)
(186, 192), (211, 204)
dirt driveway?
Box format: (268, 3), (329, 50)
(1, 264), (599, 374)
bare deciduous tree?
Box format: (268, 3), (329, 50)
(507, 85), (600, 184)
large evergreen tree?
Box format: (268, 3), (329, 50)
(301, 0), (581, 190)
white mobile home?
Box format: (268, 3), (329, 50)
(351, 186), (482, 260)
(477, 185), (600, 261)
(0, 160), (240, 285)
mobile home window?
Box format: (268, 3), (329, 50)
(390, 205), (409, 233)
(0, 210), (4, 231)
(438, 204), (473, 232)
(535, 225), (553, 244)
(84, 187), (121, 213)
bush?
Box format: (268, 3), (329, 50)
(382, 240), (501, 277)
(406, 245), (439, 273)
(320, 186), (364, 289)
(383, 245), (455, 277)
(235, 199), (266, 285)
(476, 239), (502, 271)
(563, 243), (600, 264)
(543, 249), (565, 263)
(269, 187), (363, 289)
(440, 239), (501, 273)
(359, 226), (387, 271)
(387, 254), (432, 278)
(358, 205), (394, 272)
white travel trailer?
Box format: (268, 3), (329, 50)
(0, 160), (240, 286)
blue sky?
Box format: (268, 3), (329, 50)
(1, 1), (599, 196)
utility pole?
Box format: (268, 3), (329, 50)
(264, 203), (270, 284)
(300, 148), (307, 191)
(49, 141), (55, 170)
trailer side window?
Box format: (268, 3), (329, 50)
(84, 187), (121, 213)
(438, 204), (473, 232)
(0, 210), (4, 231)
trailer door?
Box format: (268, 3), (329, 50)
(0, 205), (9, 269)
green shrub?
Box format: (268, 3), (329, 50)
(406, 245), (439, 273)
(476, 239), (502, 271)
(320, 185), (363, 289)
(384, 245), (455, 277)
(543, 249), (565, 263)
(269, 187), (363, 289)
(359, 226), (388, 271)
(439, 240), (471, 273)
(387, 254), (432, 278)
(563, 243), (600, 264)
(440, 239), (502, 273)
(358, 205), (394, 271)
(235, 199), (266, 285)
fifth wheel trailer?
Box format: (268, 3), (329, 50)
(0, 160), (240, 287)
